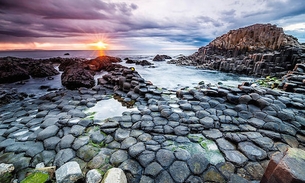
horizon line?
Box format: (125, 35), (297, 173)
(0, 48), (198, 52)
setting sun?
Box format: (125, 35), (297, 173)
(96, 41), (108, 49)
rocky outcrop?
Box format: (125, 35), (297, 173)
(0, 57), (60, 84)
(207, 23), (302, 55)
(59, 56), (122, 89)
(84, 56), (121, 71)
(169, 24), (305, 91)
(0, 59), (30, 83)
(153, 54), (172, 61)
(125, 58), (153, 66)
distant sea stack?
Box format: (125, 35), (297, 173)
(168, 23), (305, 92)
(206, 23), (302, 55)
(170, 23), (305, 78)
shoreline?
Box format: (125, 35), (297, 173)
(1, 63), (305, 182)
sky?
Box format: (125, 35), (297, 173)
(0, 0), (305, 51)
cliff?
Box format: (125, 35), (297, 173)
(206, 23), (302, 56)
(168, 23), (305, 93)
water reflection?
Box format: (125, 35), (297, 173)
(86, 98), (138, 120)
(113, 94), (136, 108)
(121, 61), (256, 90)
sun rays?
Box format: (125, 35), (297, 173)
(96, 41), (108, 50)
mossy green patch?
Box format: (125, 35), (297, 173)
(20, 172), (49, 183)
(77, 145), (99, 162)
(84, 111), (96, 120)
(256, 76), (280, 89)
(89, 140), (106, 148)
(170, 134), (225, 165)
(0, 172), (13, 183)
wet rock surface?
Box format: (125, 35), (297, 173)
(1, 63), (305, 182)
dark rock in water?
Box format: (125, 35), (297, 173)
(39, 85), (50, 90)
(84, 56), (121, 71)
(125, 59), (136, 64)
(0, 59), (30, 83)
(61, 67), (95, 89)
(153, 54), (172, 61)
(136, 60), (153, 66)
(125, 59), (153, 66)
(64, 53), (70, 55)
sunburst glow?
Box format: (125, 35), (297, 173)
(96, 41), (108, 49)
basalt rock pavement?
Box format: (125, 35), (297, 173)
(1, 64), (305, 183)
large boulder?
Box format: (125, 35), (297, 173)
(55, 161), (83, 183)
(61, 65), (95, 89)
(102, 168), (127, 183)
(261, 148), (305, 183)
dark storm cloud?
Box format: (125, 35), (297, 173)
(0, 0), (213, 47)
(0, 0), (118, 19)
(0, 0), (138, 41)
(264, 0), (305, 19)
(1, 0), (304, 49)
(217, 0), (305, 38)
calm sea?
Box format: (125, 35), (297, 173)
(0, 49), (197, 59)
(0, 49), (255, 96)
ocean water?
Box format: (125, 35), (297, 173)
(0, 49), (255, 120)
(0, 49), (255, 92)
(0, 49), (196, 59)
